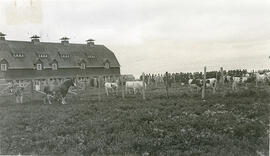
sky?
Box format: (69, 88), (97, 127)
(0, 0), (270, 78)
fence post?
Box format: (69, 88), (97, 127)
(121, 76), (125, 99)
(220, 67), (224, 85)
(98, 76), (101, 101)
(76, 74), (79, 93)
(202, 67), (206, 100)
(142, 72), (146, 100)
(84, 77), (87, 91)
(165, 72), (169, 98)
(30, 79), (33, 103)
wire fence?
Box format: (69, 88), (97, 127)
(0, 67), (269, 104)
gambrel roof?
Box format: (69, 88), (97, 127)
(0, 40), (120, 69)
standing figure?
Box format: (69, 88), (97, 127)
(14, 85), (24, 104)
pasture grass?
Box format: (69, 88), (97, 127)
(0, 84), (269, 155)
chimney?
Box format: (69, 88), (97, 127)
(30, 35), (40, 44)
(0, 32), (6, 41)
(60, 37), (69, 45)
(86, 39), (95, 46)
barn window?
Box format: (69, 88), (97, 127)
(88, 55), (96, 59)
(37, 64), (42, 70)
(39, 54), (48, 58)
(104, 62), (110, 69)
(52, 63), (58, 70)
(61, 54), (70, 58)
(80, 63), (86, 69)
(13, 53), (24, 58)
(1, 64), (7, 71)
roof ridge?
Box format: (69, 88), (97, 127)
(3, 40), (105, 46)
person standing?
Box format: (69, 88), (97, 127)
(14, 85), (24, 104)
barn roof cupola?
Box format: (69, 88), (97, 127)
(86, 39), (95, 46)
(60, 37), (70, 45)
(0, 32), (6, 41)
(30, 35), (40, 44)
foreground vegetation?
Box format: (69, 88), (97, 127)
(0, 85), (269, 155)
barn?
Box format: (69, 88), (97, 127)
(0, 32), (120, 90)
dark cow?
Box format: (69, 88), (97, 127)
(188, 79), (203, 92)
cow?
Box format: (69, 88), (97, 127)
(265, 72), (270, 84)
(125, 81), (146, 94)
(232, 76), (251, 90)
(232, 77), (241, 90)
(224, 76), (232, 84)
(205, 78), (217, 92)
(105, 82), (118, 96)
(188, 79), (203, 93)
(255, 72), (267, 83)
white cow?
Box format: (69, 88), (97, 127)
(265, 72), (270, 82)
(232, 76), (249, 90)
(255, 73), (267, 83)
(125, 81), (146, 94)
(232, 77), (241, 90)
(206, 78), (217, 92)
(206, 78), (217, 88)
(224, 76), (232, 84)
(105, 82), (118, 96)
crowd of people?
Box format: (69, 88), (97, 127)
(139, 69), (264, 86)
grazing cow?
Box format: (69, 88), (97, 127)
(241, 77), (248, 83)
(232, 77), (241, 90)
(224, 76), (232, 84)
(44, 79), (76, 104)
(105, 82), (118, 96)
(205, 78), (217, 92)
(205, 78), (217, 88)
(255, 73), (267, 83)
(125, 81), (146, 94)
(232, 76), (250, 90)
(188, 79), (203, 92)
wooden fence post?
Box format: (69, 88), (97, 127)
(155, 76), (158, 88)
(121, 76), (125, 99)
(30, 80), (33, 103)
(76, 74), (79, 93)
(202, 67), (206, 100)
(142, 72), (146, 100)
(220, 67), (224, 85)
(98, 76), (101, 101)
(165, 72), (169, 98)
(84, 77), (87, 91)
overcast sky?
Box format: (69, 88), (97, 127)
(0, 0), (269, 77)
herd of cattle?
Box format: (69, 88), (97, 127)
(105, 70), (270, 95)
(2, 69), (270, 104)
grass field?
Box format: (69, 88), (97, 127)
(0, 84), (269, 155)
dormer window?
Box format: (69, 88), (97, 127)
(0, 59), (8, 71)
(81, 63), (86, 69)
(37, 64), (42, 70)
(13, 53), (24, 58)
(52, 63), (58, 70)
(50, 59), (58, 70)
(104, 62), (110, 69)
(34, 59), (43, 70)
(103, 59), (110, 69)
(1, 64), (7, 71)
